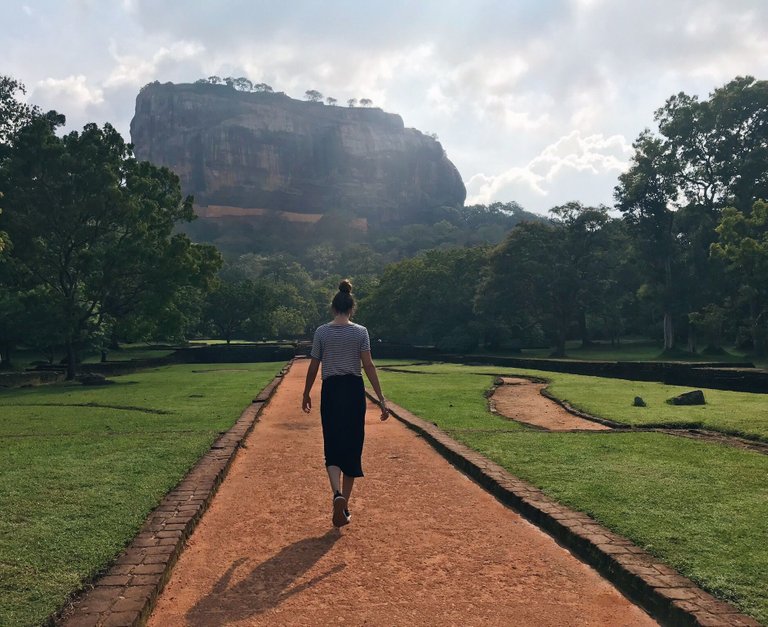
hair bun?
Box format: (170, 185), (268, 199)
(339, 279), (352, 294)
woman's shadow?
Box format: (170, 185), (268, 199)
(186, 529), (344, 625)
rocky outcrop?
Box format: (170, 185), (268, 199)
(130, 82), (466, 223)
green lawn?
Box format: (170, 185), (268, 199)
(381, 362), (768, 440)
(0, 362), (284, 627)
(376, 366), (768, 623)
(513, 340), (754, 362)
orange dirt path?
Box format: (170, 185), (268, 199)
(492, 377), (612, 431)
(147, 360), (654, 626)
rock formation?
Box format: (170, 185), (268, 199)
(130, 82), (466, 224)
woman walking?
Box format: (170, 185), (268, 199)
(302, 279), (388, 527)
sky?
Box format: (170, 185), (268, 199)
(4, 0), (768, 213)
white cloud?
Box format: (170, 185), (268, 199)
(105, 40), (205, 88)
(466, 131), (632, 211)
(34, 74), (104, 108)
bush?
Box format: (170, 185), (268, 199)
(437, 326), (478, 354)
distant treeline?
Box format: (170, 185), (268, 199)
(361, 76), (768, 357)
(2, 74), (768, 371)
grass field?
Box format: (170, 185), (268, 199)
(375, 363), (768, 623)
(380, 362), (768, 440)
(510, 339), (756, 362)
(0, 362), (285, 627)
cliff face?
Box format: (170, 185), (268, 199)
(129, 82), (466, 222)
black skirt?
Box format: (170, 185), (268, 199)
(320, 374), (366, 477)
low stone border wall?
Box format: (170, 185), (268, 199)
(0, 370), (66, 388)
(369, 392), (759, 627)
(55, 361), (292, 627)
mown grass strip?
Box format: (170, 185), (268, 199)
(382, 362), (768, 440)
(376, 366), (768, 624)
(0, 362), (283, 627)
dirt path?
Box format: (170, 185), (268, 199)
(148, 360), (654, 626)
(491, 377), (612, 431)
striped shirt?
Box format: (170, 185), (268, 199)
(311, 322), (371, 380)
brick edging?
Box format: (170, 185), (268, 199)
(55, 360), (293, 627)
(368, 391), (760, 627)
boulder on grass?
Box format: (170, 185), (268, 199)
(76, 372), (114, 386)
(633, 396), (646, 407)
(666, 390), (705, 405)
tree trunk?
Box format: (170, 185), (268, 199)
(687, 325), (696, 354)
(551, 319), (567, 357)
(108, 328), (120, 351)
(663, 256), (674, 350)
(578, 310), (591, 347)
(66, 340), (77, 380)
(0, 342), (10, 369)
(663, 312), (674, 350)
(101, 349), (108, 363)
(753, 308), (767, 357)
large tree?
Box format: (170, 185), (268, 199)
(616, 76), (768, 351)
(0, 117), (220, 377)
(711, 200), (768, 355)
(362, 247), (489, 351)
(615, 132), (681, 350)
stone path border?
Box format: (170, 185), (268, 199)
(368, 391), (760, 627)
(55, 361), (292, 627)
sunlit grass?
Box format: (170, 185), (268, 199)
(0, 362), (284, 627)
(380, 362), (768, 440)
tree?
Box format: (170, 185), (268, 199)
(253, 83), (274, 93)
(549, 202), (612, 346)
(305, 90), (323, 103)
(616, 76), (768, 351)
(0, 75), (40, 145)
(615, 131), (680, 350)
(0, 197), (8, 255)
(656, 76), (768, 213)
(361, 247), (488, 349)
(482, 220), (579, 356)
(711, 200), (768, 354)
(326, 97), (337, 106)
(347, 98), (357, 108)
(359, 98), (372, 107)
(232, 77), (253, 92)
(204, 280), (276, 343)
(0, 118), (220, 378)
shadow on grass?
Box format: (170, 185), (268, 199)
(187, 529), (343, 624)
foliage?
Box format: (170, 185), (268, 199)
(712, 200), (768, 354)
(203, 280), (278, 343)
(304, 89), (323, 103)
(360, 247), (488, 348)
(0, 75), (40, 145)
(616, 76), (768, 352)
(0, 115), (220, 377)
(481, 204), (622, 355)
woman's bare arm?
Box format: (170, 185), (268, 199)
(302, 357), (320, 413)
(361, 351), (389, 420)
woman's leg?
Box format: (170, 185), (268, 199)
(326, 465), (342, 494)
(342, 474), (355, 502)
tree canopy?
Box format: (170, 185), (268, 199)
(0, 83), (221, 375)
